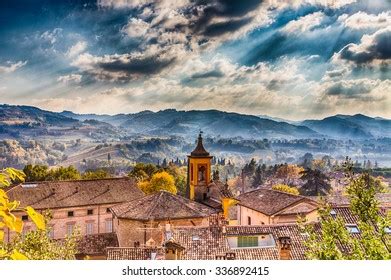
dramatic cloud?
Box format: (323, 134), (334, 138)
(57, 74), (82, 85)
(71, 45), (181, 81)
(339, 11), (391, 30)
(1, 0), (390, 119)
(281, 11), (326, 33)
(336, 27), (391, 65)
(0, 61), (27, 74)
(66, 41), (87, 58)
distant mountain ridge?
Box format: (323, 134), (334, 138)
(0, 104), (390, 139)
(60, 108), (317, 139)
(301, 114), (391, 139)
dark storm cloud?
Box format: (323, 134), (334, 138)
(339, 27), (391, 64)
(203, 17), (253, 37)
(191, 0), (262, 35)
(97, 54), (176, 75)
(324, 81), (374, 98)
(190, 69), (225, 79)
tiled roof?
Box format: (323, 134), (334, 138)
(189, 133), (211, 157)
(111, 191), (216, 221)
(172, 224), (309, 260)
(278, 202), (317, 215)
(330, 206), (390, 224)
(6, 177), (144, 209)
(317, 194), (391, 207)
(237, 189), (313, 216)
(77, 233), (118, 257)
(208, 180), (235, 200)
(107, 247), (164, 260)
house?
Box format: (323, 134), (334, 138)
(107, 221), (308, 260)
(236, 188), (319, 225)
(110, 190), (216, 247)
(4, 177), (144, 241)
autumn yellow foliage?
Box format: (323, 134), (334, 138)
(138, 171), (177, 194)
(272, 184), (300, 195)
(0, 168), (46, 260)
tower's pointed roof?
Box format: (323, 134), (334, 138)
(190, 132), (210, 157)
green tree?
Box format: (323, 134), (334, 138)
(272, 184), (299, 195)
(138, 171), (177, 195)
(46, 166), (81, 181)
(23, 164), (49, 182)
(300, 168), (331, 196)
(302, 159), (391, 260)
(5, 217), (79, 260)
(252, 165), (264, 188)
(82, 169), (111, 180)
(165, 164), (187, 195)
(129, 163), (158, 181)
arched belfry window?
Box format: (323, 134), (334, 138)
(198, 165), (206, 182)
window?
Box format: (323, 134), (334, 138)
(192, 235), (200, 241)
(247, 216), (251, 225)
(106, 220), (113, 233)
(87, 209), (93, 215)
(238, 236), (258, 248)
(86, 222), (94, 235)
(67, 224), (74, 236)
(22, 215), (28, 221)
(67, 211), (74, 217)
(346, 225), (360, 233)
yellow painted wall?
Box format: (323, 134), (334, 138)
(188, 157), (211, 200)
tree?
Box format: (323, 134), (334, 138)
(301, 153), (314, 169)
(1, 168), (46, 260)
(243, 158), (257, 177)
(300, 168), (331, 196)
(302, 160), (391, 259)
(5, 216), (79, 260)
(272, 184), (299, 195)
(275, 164), (304, 185)
(129, 163), (158, 180)
(165, 164), (187, 195)
(23, 164), (49, 182)
(82, 169), (111, 180)
(138, 171), (177, 195)
(46, 166), (81, 181)
(252, 165), (264, 188)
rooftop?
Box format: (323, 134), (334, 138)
(237, 188), (316, 216)
(111, 190), (217, 221)
(6, 177), (144, 210)
(189, 132), (211, 157)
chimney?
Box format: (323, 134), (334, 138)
(164, 239), (185, 260)
(225, 252), (236, 260)
(278, 236), (292, 260)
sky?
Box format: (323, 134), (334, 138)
(0, 0), (390, 120)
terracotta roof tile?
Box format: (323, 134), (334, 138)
(77, 233), (118, 256)
(111, 191), (216, 221)
(6, 177), (144, 209)
(237, 189), (311, 215)
(107, 247), (164, 260)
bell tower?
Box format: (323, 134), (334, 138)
(187, 131), (212, 201)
